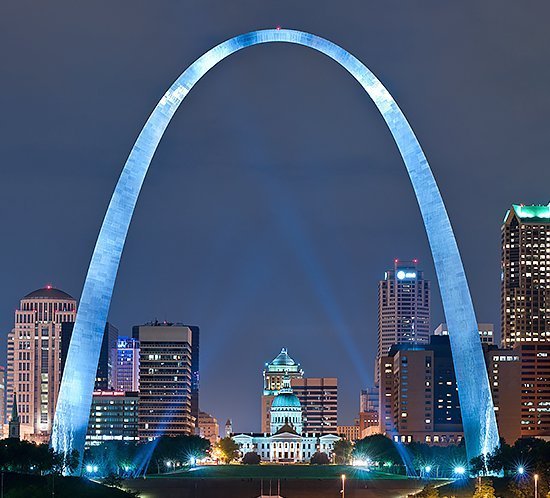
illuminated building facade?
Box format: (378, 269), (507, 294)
(337, 424), (361, 441)
(85, 390), (138, 446)
(434, 322), (495, 345)
(198, 411), (219, 446)
(377, 260), (430, 384)
(7, 287), (76, 442)
(133, 323), (194, 440)
(261, 348), (303, 433)
(234, 376), (340, 462)
(0, 366), (5, 435)
(516, 343), (550, 438)
(501, 204), (550, 346)
(112, 337), (140, 393)
(53, 28), (499, 465)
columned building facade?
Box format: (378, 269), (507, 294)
(7, 287), (76, 442)
(234, 376), (340, 463)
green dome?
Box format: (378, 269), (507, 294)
(271, 348), (297, 367)
(272, 392), (301, 408)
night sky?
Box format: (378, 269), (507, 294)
(1, 1), (549, 432)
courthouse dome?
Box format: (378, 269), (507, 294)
(271, 348), (298, 367)
(272, 392), (301, 408)
(23, 286), (74, 300)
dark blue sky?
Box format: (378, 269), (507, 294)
(1, 1), (549, 432)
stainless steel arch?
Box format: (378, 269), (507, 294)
(52, 29), (499, 466)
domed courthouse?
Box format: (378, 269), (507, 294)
(233, 375), (340, 463)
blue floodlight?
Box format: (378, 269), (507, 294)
(517, 466), (525, 475)
(454, 466), (466, 476)
(51, 28), (499, 471)
(425, 466), (432, 473)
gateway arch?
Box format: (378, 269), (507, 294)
(52, 29), (499, 466)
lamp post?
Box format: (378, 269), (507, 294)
(341, 474), (346, 498)
(534, 473), (539, 498)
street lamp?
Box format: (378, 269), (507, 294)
(341, 474), (346, 498)
(534, 474), (539, 498)
(517, 466), (525, 476)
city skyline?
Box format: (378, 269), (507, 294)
(2, 1), (550, 435)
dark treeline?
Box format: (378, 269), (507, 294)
(0, 438), (79, 475)
(84, 435), (211, 476)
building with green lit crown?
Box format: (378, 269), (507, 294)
(501, 203), (550, 346)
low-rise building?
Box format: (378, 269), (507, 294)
(86, 391), (139, 446)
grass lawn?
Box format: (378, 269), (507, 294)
(153, 464), (409, 480)
(2, 472), (133, 498)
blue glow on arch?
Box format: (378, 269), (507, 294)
(51, 28), (499, 467)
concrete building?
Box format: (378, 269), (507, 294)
(501, 204), (550, 347)
(198, 411), (219, 446)
(86, 390), (139, 446)
(377, 259), (430, 384)
(359, 387), (380, 438)
(113, 336), (140, 393)
(234, 376), (340, 462)
(483, 347), (522, 445)
(515, 342), (550, 439)
(61, 321), (118, 391)
(261, 348), (304, 433)
(133, 323), (194, 440)
(337, 424), (361, 441)
(434, 322), (495, 345)
(379, 336), (463, 445)
(291, 377), (338, 434)
(7, 286), (76, 442)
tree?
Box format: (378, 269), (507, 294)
(242, 452), (261, 464)
(473, 478), (496, 498)
(310, 452), (330, 465)
(333, 439), (353, 465)
(415, 483), (439, 498)
(353, 435), (401, 466)
(216, 437), (239, 464)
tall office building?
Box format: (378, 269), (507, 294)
(7, 286), (76, 442)
(61, 321), (118, 391)
(113, 336), (140, 392)
(291, 377), (338, 434)
(0, 367), (5, 434)
(188, 326), (200, 429)
(261, 348), (304, 433)
(133, 322), (194, 440)
(379, 335), (463, 445)
(501, 204), (550, 346)
(434, 322), (495, 345)
(377, 259), (430, 384)
(198, 411), (219, 446)
(359, 387), (380, 438)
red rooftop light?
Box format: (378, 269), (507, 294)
(46, 284), (52, 290)
(276, 25), (282, 30)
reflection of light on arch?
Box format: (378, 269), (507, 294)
(51, 29), (499, 466)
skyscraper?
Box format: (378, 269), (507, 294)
(501, 204), (550, 346)
(133, 322), (194, 440)
(113, 336), (140, 393)
(261, 348), (304, 433)
(377, 260), (430, 384)
(7, 286), (76, 442)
